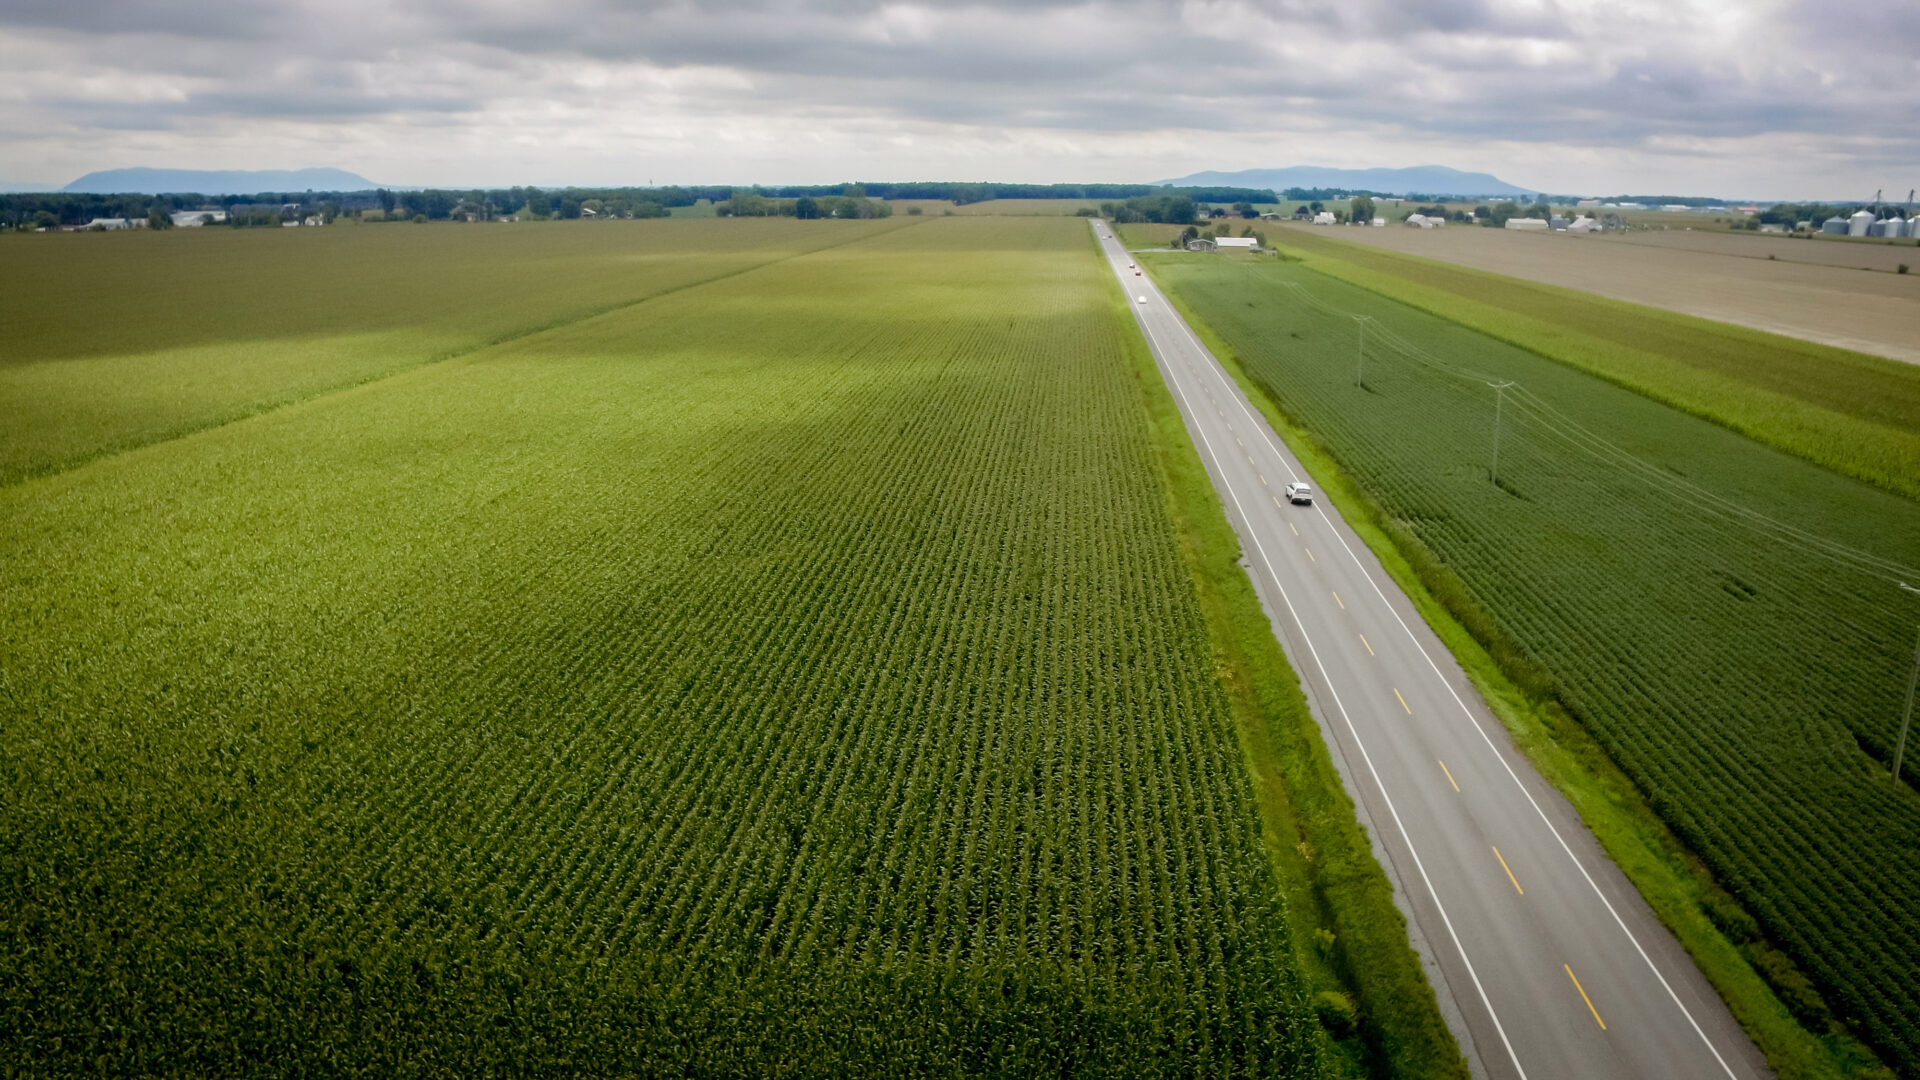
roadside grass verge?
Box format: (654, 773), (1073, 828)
(1268, 227), (1920, 501)
(1098, 231), (1469, 1080)
(1149, 269), (1896, 1080)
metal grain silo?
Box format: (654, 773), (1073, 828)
(1849, 210), (1874, 236)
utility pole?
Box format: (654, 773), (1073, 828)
(1354, 317), (1366, 388)
(1488, 381), (1515, 485)
(1895, 583), (1920, 783)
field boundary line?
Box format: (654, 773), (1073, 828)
(1, 219), (922, 492)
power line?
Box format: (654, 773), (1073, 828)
(1270, 278), (1918, 583)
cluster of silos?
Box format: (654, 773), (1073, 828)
(1867, 214), (1913, 238)
(1821, 210), (1915, 237)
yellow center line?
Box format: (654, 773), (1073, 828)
(1272, 495), (1283, 509)
(1332, 591), (1344, 609)
(1358, 633), (1374, 655)
(1438, 759), (1459, 791)
(1259, 474), (1268, 486)
(1235, 436), (1243, 447)
(1304, 546), (1315, 562)
(1393, 687), (1412, 714)
(1289, 521), (1298, 535)
(1247, 454), (1256, 466)
(1565, 965), (1607, 1030)
(1492, 846), (1523, 895)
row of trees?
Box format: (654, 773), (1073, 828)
(719, 188), (894, 219)
(2, 182), (1282, 229)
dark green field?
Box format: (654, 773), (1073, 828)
(1268, 227), (1920, 500)
(1140, 251), (1920, 1075)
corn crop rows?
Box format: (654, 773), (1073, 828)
(0, 219), (1323, 1077)
(1149, 254), (1920, 1073)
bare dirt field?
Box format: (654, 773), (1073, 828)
(1608, 228), (1920, 273)
(1286, 223), (1920, 364)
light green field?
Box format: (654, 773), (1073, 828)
(0, 216), (1459, 1076)
(0, 218), (901, 485)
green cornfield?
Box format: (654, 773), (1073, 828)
(1144, 252), (1920, 1074)
(0, 217), (907, 486)
(0, 219), (1331, 1076)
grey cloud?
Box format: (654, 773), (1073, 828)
(0, 0), (1914, 193)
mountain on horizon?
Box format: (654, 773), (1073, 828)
(1158, 165), (1533, 197)
(61, 167), (385, 195)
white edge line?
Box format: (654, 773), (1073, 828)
(1101, 226), (1530, 1080)
(1129, 226), (1740, 1080)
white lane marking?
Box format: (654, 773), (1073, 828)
(1118, 252), (1530, 1080)
(1137, 233), (1740, 1079)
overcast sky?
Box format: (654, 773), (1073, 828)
(2, 0), (1914, 198)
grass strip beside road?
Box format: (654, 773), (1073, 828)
(1100, 233), (1469, 1080)
(1268, 226), (1920, 501)
(1151, 273), (1895, 1080)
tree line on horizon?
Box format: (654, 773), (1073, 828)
(1, 182), (1280, 230)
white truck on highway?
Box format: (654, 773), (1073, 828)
(1285, 482), (1312, 505)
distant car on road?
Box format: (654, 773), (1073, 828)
(1137, 295), (1148, 304)
(1134, 270), (1141, 275)
(1285, 482), (1313, 504)
(1128, 261), (1135, 268)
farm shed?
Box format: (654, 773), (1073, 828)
(1185, 237), (1217, 251)
(1505, 218), (1548, 231)
(1215, 236), (1259, 249)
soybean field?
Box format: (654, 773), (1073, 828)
(1142, 252), (1920, 1074)
(0, 218), (1334, 1076)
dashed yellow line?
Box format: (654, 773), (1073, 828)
(1272, 495), (1283, 509)
(1304, 546), (1315, 562)
(1393, 687), (1411, 714)
(1259, 474), (1268, 486)
(1492, 846), (1523, 895)
(1358, 633), (1374, 656)
(1332, 591), (1344, 609)
(1438, 759), (1459, 792)
(1289, 521), (1298, 536)
(1566, 965), (1606, 1030)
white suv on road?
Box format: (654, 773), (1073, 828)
(1285, 482), (1312, 505)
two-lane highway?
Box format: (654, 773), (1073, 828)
(1094, 221), (1768, 1079)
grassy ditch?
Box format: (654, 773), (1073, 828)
(1147, 263), (1897, 1080)
(1097, 233), (1469, 1080)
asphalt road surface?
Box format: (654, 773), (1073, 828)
(1094, 222), (1770, 1080)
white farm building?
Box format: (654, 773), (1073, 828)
(1215, 236), (1259, 250)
